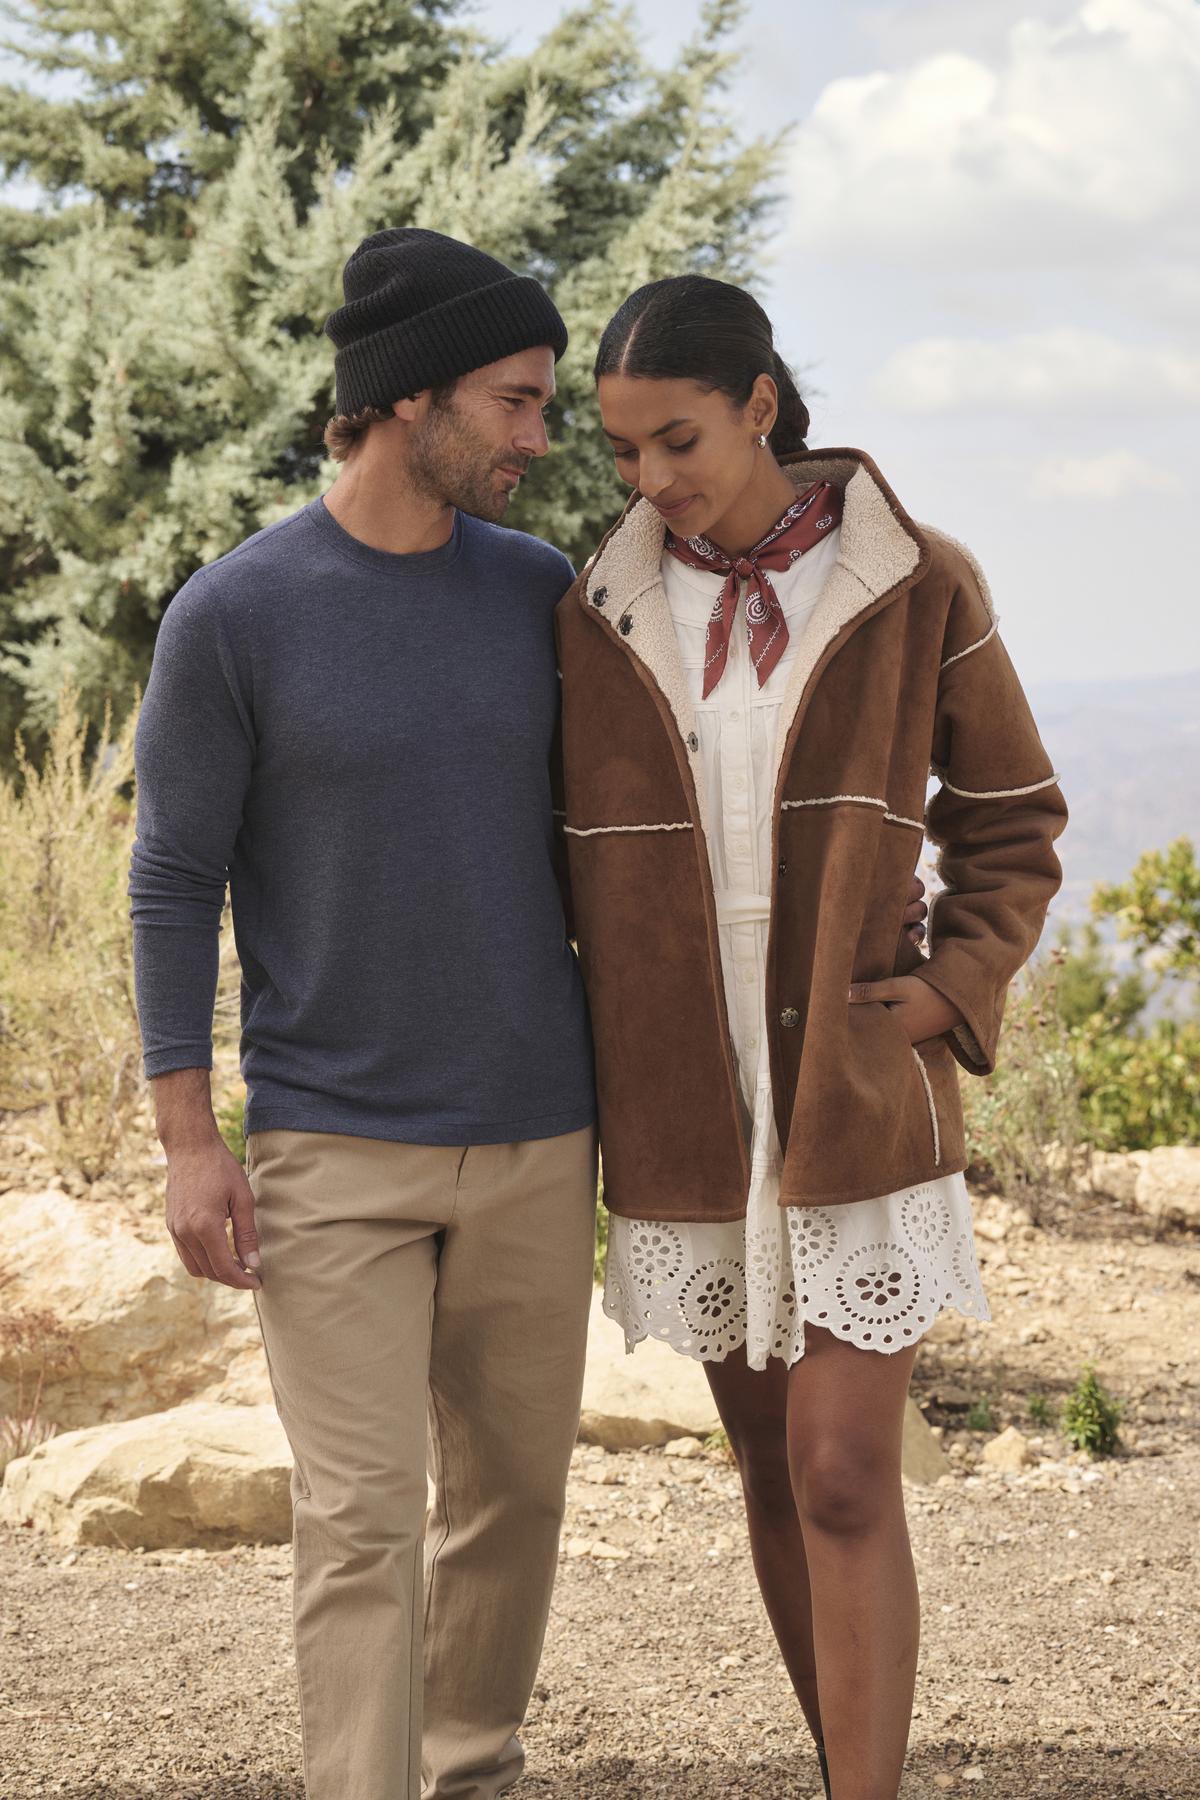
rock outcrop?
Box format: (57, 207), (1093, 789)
(0, 1187), (270, 1429)
(0, 1401), (291, 1548)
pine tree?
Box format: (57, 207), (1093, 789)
(0, 0), (776, 756)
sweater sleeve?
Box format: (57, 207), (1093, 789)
(128, 575), (255, 1078)
(918, 548), (1068, 1076)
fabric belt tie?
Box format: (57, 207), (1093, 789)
(715, 891), (772, 925)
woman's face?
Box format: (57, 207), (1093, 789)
(597, 373), (775, 540)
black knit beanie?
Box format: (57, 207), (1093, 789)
(324, 228), (569, 417)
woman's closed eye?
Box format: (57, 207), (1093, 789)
(612, 438), (698, 462)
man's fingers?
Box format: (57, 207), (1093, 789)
(901, 897), (928, 926)
(230, 1176), (262, 1275)
(194, 1220), (261, 1290)
(168, 1229), (206, 1280)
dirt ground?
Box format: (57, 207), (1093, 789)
(2, 1189), (1198, 1799)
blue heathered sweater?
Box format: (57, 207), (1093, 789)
(129, 496), (595, 1146)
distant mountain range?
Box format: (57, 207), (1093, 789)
(1025, 668), (1200, 921)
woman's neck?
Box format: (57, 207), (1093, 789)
(704, 461), (802, 557)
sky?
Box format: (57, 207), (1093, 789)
(3, 0), (1196, 690)
(472, 0), (1199, 690)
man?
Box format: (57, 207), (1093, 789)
(129, 229), (597, 1800)
(130, 227), (929, 1799)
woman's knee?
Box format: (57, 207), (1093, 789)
(790, 1437), (899, 1537)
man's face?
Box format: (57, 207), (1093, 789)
(407, 347), (557, 523)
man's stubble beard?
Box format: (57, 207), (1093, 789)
(408, 396), (517, 525)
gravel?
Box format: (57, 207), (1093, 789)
(2, 1192), (1198, 1799)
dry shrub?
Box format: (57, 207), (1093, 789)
(0, 1267), (78, 1477)
(959, 948), (1082, 1213)
(0, 685), (144, 1175)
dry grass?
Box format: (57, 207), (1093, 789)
(0, 686), (143, 1175)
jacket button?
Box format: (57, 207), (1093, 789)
(687, 732), (699, 752)
(592, 585), (608, 607)
(618, 613), (633, 635)
(780, 1007), (800, 1028)
(778, 858), (787, 876)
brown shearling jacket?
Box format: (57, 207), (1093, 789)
(553, 449), (1067, 1223)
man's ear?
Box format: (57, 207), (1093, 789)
(391, 393), (425, 424)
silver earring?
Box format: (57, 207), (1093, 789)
(757, 433), (767, 447)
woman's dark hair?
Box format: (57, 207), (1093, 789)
(593, 275), (809, 458)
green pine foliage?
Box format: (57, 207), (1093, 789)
(0, 0), (778, 759)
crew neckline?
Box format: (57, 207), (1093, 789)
(306, 495), (466, 575)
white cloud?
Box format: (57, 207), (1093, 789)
(1031, 449), (1185, 499)
(874, 329), (1200, 414)
(788, 0), (1200, 268)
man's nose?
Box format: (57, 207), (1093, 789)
(514, 411), (551, 459)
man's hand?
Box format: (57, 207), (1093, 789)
(848, 974), (964, 1047)
(154, 1068), (261, 1290)
(166, 1140), (262, 1290)
(903, 873), (928, 945)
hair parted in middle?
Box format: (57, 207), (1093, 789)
(593, 275), (810, 458)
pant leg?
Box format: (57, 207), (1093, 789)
(247, 1129), (458, 1800)
(422, 1123), (598, 1799)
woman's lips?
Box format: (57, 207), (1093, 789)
(653, 494), (696, 518)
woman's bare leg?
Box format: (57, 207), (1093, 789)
(786, 1329), (920, 1800)
(704, 1349), (823, 1747)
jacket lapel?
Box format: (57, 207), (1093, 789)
(577, 450), (933, 844)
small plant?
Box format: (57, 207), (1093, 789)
(704, 1427), (734, 1463)
(0, 1280), (77, 1478)
(1028, 1392), (1056, 1429)
(1062, 1366), (1123, 1458)
(0, 1411), (58, 1481)
(966, 1396), (995, 1433)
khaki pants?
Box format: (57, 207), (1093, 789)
(246, 1124), (598, 1800)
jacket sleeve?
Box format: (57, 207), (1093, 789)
(550, 607), (575, 942)
(918, 546), (1068, 1076)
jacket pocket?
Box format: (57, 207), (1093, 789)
(909, 1043), (942, 1166)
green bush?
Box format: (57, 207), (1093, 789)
(1062, 1366), (1122, 1458)
(1071, 1017), (1200, 1152)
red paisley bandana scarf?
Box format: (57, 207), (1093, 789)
(664, 481), (843, 699)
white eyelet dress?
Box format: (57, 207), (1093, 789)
(602, 526), (991, 1369)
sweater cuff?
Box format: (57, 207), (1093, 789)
(142, 1045), (214, 1080)
(916, 948), (997, 1076)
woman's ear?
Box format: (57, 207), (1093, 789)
(748, 371), (779, 440)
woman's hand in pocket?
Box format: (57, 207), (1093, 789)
(848, 974), (965, 1046)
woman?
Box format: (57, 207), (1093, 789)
(554, 276), (1066, 1800)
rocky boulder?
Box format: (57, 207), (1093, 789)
(1090, 1146), (1200, 1229)
(0, 1187), (271, 1429)
(1133, 1146), (1200, 1230)
(0, 1401), (291, 1548)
